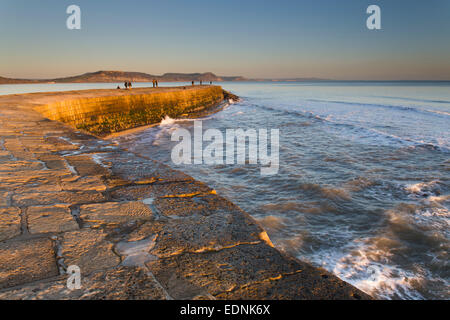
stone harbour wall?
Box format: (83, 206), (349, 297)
(34, 86), (226, 136)
(0, 88), (371, 300)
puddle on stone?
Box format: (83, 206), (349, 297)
(115, 235), (158, 267)
(90, 153), (110, 169)
(142, 198), (154, 205)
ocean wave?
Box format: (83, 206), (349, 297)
(306, 98), (450, 118)
(249, 102), (448, 151)
(343, 177), (379, 192)
(332, 240), (426, 299)
(386, 202), (449, 244)
(309, 237), (426, 299)
(296, 183), (351, 201)
(378, 95), (450, 105)
(256, 215), (286, 231)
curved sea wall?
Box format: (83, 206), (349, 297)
(0, 87), (371, 300)
(34, 86), (229, 136)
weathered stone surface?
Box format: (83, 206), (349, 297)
(154, 193), (242, 218)
(215, 267), (372, 300)
(0, 169), (69, 192)
(61, 176), (107, 192)
(0, 238), (58, 289)
(79, 201), (153, 228)
(36, 154), (67, 170)
(27, 205), (79, 234)
(0, 267), (167, 300)
(147, 243), (370, 300)
(0, 191), (10, 207)
(42, 136), (79, 152)
(0, 207), (21, 241)
(0, 160), (43, 172)
(0, 150), (12, 161)
(99, 152), (192, 183)
(146, 243), (304, 297)
(61, 229), (121, 275)
(110, 181), (213, 202)
(130, 210), (264, 258)
(3, 138), (36, 160)
(12, 191), (105, 206)
(65, 155), (110, 177)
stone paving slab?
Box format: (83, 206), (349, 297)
(98, 151), (193, 183)
(65, 155), (111, 177)
(61, 176), (107, 192)
(0, 207), (21, 241)
(60, 229), (121, 275)
(146, 243), (308, 298)
(110, 181), (213, 202)
(215, 270), (371, 300)
(122, 208), (265, 259)
(27, 205), (79, 234)
(0, 238), (59, 289)
(153, 193), (245, 218)
(12, 190), (106, 207)
(0, 267), (167, 300)
(0, 191), (10, 207)
(79, 201), (153, 228)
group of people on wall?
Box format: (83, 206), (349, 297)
(116, 79), (213, 89)
(117, 81), (132, 90)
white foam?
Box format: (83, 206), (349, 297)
(405, 180), (441, 195)
(159, 115), (177, 126)
(310, 238), (426, 300)
(90, 153), (110, 168)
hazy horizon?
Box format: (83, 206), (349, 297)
(3, 69), (450, 82)
(1, 0), (450, 81)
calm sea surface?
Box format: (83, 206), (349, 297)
(3, 81), (449, 299)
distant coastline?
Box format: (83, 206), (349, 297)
(0, 71), (247, 85)
(1, 71), (449, 85)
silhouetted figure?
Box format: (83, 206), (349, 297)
(156, 80), (159, 87)
(200, 80), (203, 85)
(124, 82), (128, 89)
(152, 79), (156, 88)
(210, 81), (212, 85)
(128, 81), (132, 89)
(117, 86), (120, 89)
(192, 81), (194, 86)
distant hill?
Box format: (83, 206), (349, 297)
(0, 71), (247, 84)
(0, 76), (40, 84)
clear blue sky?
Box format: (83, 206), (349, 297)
(1, 0), (449, 80)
